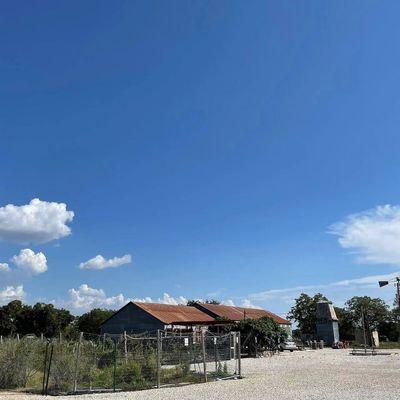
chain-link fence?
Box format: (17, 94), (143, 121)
(0, 331), (241, 395)
(158, 331), (241, 387)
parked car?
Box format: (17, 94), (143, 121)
(279, 340), (298, 352)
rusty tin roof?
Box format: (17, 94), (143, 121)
(196, 303), (291, 325)
(133, 302), (216, 325)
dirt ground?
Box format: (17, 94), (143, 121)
(1, 349), (400, 400)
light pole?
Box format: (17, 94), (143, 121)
(378, 277), (400, 309)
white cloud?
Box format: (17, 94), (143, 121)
(330, 204), (400, 266)
(241, 299), (262, 309)
(79, 254), (132, 270)
(221, 299), (262, 308)
(67, 284), (189, 312)
(132, 293), (188, 305)
(0, 263), (10, 272)
(335, 271), (400, 287)
(222, 299), (235, 306)
(0, 285), (25, 305)
(11, 249), (47, 274)
(158, 293), (187, 305)
(132, 296), (153, 303)
(0, 198), (74, 244)
(68, 284), (127, 311)
(249, 284), (325, 301)
(247, 270), (400, 313)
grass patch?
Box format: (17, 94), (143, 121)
(379, 341), (400, 349)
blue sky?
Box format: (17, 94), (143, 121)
(1, 1), (400, 315)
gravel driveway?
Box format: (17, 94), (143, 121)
(1, 349), (399, 400)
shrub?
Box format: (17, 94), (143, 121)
(115, 361), (149, 390)
(92, 366), (113, 388)
(48, 342), (76, 392)
(0, 338), (44, 389)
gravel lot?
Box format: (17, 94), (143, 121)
(1, 349), (399, 400)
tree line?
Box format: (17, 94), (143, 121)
(3, 294), (398, 342)
(0, 300), (114, 337)
(288, 293), (400, 342)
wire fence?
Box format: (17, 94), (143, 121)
(0, 330), (241, 395)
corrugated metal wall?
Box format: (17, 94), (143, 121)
(101, 303), (164, 334)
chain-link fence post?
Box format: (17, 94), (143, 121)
(123, 331), (128, 365)
(44, 343), (54, 395)
(214, 336), (218, 372)
(41, 341), (49, 395)
(113, 338), (117, 392)
(157, 330), (161, 388)
(73, 332), (83, 393)
(237, 332), (242, 378)
(201, 330), (207, 383)
(229, 332), (235, 360)
(233, 332), (237, 360)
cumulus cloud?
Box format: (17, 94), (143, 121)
(132, 293), (188, 305)
(0, 285), (25, 305)
(11, 249), (48, 274)
(330, 204), (400, 266)
(79, 254), (132, 270)
(0, 263), (10, 272)
(0, 198), (74, 244)
(221, 298), (262, 309)
(241, 299), (262, 309)
(67, 284), (188, 312)
(68, 284), (127, 311)
(156, 293), (187, 305)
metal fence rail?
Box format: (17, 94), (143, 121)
(0, 331), (241, 395)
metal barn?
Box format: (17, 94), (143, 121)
(100, 302), (216, 334)
(101, 301), (291, 335)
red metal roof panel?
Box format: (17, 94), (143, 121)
(196, 303), (291, 325)
(133, 302), (215, 325)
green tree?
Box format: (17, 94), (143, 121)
(205, 299), (220, 305)
(236, 316), (288, 355)
(0, 301), (74, 337)
(334, 307), (354, 340)
(378, 313), (399, 342)
(75, 308), (115, 334)
(30, 303), (74, 336)
(389, 307), (400, 341)
(186, 299), (220, 306)
(345, 296), (389, 334)
(287, 293), (328, 334)
(0, 302), (19, 336)
(0, 300), (30, 336)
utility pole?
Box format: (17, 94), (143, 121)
(379, 277), (400, 347)
(379, 276), (400, 309)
